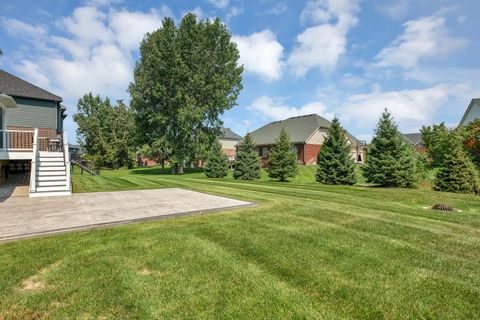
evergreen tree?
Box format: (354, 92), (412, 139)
(233, 133), (261, 180)
(435, 130), (480, 194)
(266, 129), (298, 182)
(204, 140), (229, 178)
(316, 117), (356, 185)
(362, 109), (417, 188)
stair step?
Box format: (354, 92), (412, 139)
(37, 175), (67, 181)
(39, 152), (63, 157)
(38, 166), (66, 171)
(35, 186), (70, 192)
(37, 180), (67, 187)
(30, 191), (72, 197)
(39, 157), (64, 162)
(37, 170), (66, 176)
(38, 161), (65, 166)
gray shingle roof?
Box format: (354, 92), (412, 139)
(221, 127), (242, 140)
(0, 69), (62, 102)
(250, 114), (358, 145)
(402, 133), (423, 145)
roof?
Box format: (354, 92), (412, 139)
(250, 114), (358, 145)
(0, 69), (62, 102)
(402, 133), (423, 145)
(220, 127), (242, 140)
(459, 98), (480, 127)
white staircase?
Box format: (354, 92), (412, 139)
(29, 130), (72, 197)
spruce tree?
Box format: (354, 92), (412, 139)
(435, 131), (480, 194)
(316, 117), (356, 185)
(204, 140), (229, 178)
(362, 109), (417, 188)
(266, 129), (299, 182)
(233, 133), (261, 180)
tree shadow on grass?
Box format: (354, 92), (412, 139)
(130, 166), (204, 175)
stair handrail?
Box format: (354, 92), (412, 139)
(63, 131), (71, 192)
(29, 128), (39, 193)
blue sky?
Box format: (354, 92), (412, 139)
(1, 0), (480, 142)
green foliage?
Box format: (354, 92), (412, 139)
(234, 133), (261, 180)
(435, 130), (480, 194)
(74, 93), (136, 169)
(464, 118), (480, 170)
(316, 117), (356, 185)
(129, 13), (243, 173)
(420, 123), (449, 167)
(266, 129), (298, 182)
(205, 140), (229, 178)
(362, 109), (417, 188)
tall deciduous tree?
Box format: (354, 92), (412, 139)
(204, 139), (229, 178)
(362, 109), (417, 188)
(74, 93), (136, 168)
(464, 118), (480, 170)
(234, 133), (261, 180)
(420, 122), (449, 167)
(129, 14), (243, 174)
(266, 129), (298, 182)
(316, 117), (356, 185)
(435, 130), (480, 194)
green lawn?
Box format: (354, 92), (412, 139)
(1, 165), (479, 319)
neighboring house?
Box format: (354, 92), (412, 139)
(68, 143), (83, 161)
(402, 132), (427, 152)
(220, 127), (242, 161)
(459, 98), (480, 127)
(249, 114), (366, 166)
(0, 69), (70, 197)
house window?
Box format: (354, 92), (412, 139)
(255, 147), (260, 155)
(262, 146), (269, 158)
(357, 154), (362, 163)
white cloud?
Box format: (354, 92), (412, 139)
(247, 95), (333, 121)
(61, 6), (113, 45)
(266, 2), (288, 15)
(226, 5), (243, 22)
(339, 85), (451, 130)
(206, 0), (229, 9)
(233, 30), (284, 81)
(15, 60), (51, 88)
(378, 0), (410, 20)
(1, 18), (47, 38)
(288, 0), (360, 76)
(375, 14), (468, 69)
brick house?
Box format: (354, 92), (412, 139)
(0, 69), (70, 197)
(402, 133), (427, 153)
(249, 114), (366, 166)
(219, 127), (242, 161)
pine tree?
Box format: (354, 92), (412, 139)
(233, 133), (261, 180)
(435, 130), (480, 194)
(204, 140), (229, 178)
(316, 117), (356, 185)
(266, 129), (299, 182)
(362, 109), (417, 188)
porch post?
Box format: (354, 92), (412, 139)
(1, 110), (5, 150)
(29, 128), (39, 193)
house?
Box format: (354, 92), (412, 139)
(459, 98), (480, 127)
(249, 114), (366, 166)
(220, 127), (242, 161)
(402, 132), (427, 152)
(0, 69), (71, 197)
(68, 143), (83, 161)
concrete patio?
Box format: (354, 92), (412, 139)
(0, 188), (253, 242)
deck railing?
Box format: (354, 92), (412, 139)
(0, 129), (35, 151)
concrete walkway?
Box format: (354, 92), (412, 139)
(0, 188), (252, 242)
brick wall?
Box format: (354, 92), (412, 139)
(304, 144), (321, 165)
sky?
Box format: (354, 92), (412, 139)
(1, 0), (480, 143)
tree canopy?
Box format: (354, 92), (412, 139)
(74, 93), (136, 168)
(316, 117), (356, 185)
(420, 122), (449, 167)
(464, 118), (480, 170)
(129, 13), (243, 174)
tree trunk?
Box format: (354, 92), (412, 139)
(178, 161), (184, 174)
(160, 159), (165, 174)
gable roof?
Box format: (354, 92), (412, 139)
(0, 69), (62, 102)
(402, 133), (423, 145)
(459, 98), (480, 127)
(250, 114), (358, 145)
(221, 127), (242, 140)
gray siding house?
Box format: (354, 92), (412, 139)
(459, 98), (480, 127)
(0, 70), (71, 197)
